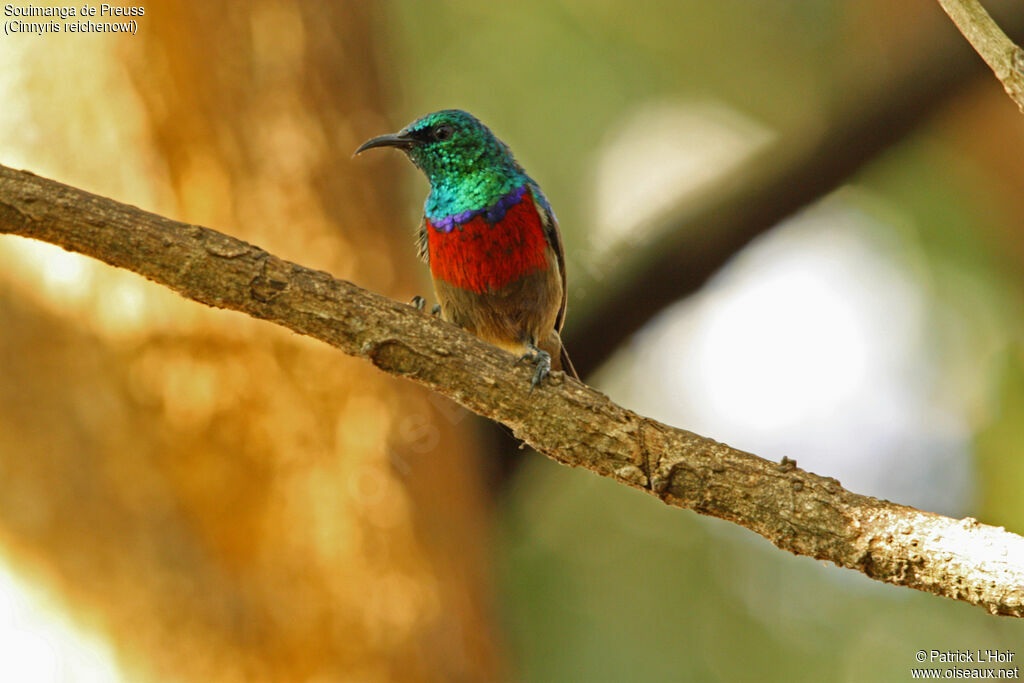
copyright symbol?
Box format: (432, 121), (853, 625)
(916, 651), (927, 662)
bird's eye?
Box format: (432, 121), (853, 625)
(433, 124), (454, 141)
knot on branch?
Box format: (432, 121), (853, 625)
(778, 456), (798, 472)
(250, 255), (291, 303)
(1012, 46), (1024, 77)
(363, 338), (425, 377)
(200, 229), (250, 259)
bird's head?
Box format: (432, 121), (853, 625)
(355, 109), (518, 188)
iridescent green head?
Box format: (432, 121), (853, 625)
(356, 109), (532, 221)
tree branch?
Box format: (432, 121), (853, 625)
(937, 0), (1024, 113)
(1, 163), (1023, 617)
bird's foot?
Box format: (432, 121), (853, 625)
(409, 296), (442, 317)
(518, 342), (551, 392)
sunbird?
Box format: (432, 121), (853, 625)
(356, 110), (576, 389)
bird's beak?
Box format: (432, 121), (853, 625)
(354, 132), (414, 155)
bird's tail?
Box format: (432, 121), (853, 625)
(547, 330), (579, 381)
(560, 344), (579, 380)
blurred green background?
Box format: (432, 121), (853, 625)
(388, 1), (1024, 680)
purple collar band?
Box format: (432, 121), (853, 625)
(431, 185), (527, 233)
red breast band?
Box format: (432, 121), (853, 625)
(427, 190), (550, 294)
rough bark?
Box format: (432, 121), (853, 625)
(2, 163), (1022, 618)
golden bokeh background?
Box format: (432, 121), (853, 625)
(1, 3), (498, 681)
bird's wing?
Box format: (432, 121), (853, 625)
(416, 215), (429, 264)
(528, 184), (567, 333)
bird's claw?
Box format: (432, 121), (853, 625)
(410, 296), (442, 317)
(519, 343), (551, 392)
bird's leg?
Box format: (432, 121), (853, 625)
(519, 341), (551, 392)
